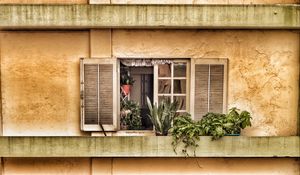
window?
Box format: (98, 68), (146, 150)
(80, 58), (227, 131)
(155, 61), (189, 113)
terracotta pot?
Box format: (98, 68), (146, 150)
(122, 85), (131, 95)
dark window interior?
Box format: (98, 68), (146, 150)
(120, 65), (153, 130)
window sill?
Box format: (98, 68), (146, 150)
(91, 130), (155, 136)
(0, 136), (299, 157)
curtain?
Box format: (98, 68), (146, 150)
(120, 59), (173, 67)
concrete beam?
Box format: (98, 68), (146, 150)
(0, 136), (299, 157)
(0, 4), (299, 29)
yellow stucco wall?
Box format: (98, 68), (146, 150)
(109, 0), (300, 4)
(0, 31), (90, 136)
(3, 158), (91, 174)
(113, 30), (299, 136)
(0, 30), (299, 136)
(2, 158), (299, 175)
(0, 0), (87, 4)
(0, 0), (299, 4)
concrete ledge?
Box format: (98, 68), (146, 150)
(0, 136), (299, 157)
(0, 4), (299, 29)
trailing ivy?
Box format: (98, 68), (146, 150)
(171, 108), (252, 156)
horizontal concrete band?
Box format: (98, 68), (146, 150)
(0, 4), (299, 29)
(0, 136), (299, 157)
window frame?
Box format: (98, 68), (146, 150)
(190, 58), (228, 120)
(154, 59), (190, 113)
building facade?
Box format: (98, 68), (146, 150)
(0, 0), (299, 174)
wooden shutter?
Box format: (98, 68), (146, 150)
(191, 59), (227, 121)
(80, 58), (117, 131)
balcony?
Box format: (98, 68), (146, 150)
(0, 136), (299, 157)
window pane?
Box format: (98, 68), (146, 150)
(158, 96), (171, 105)
(158, 64), (171, 77)
(158, 80), (171, 94)
(174, 63), (186, 77)
(173, 79), (186, 94)
(174, 96), (186, 110)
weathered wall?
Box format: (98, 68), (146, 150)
(4, 158), (298, 175)
(0, 0), (87, 4)
(3, 158), (90, 175)
(91, 0), (300, 4)
(113, 30), (299, 136)
(0, 30), (298, 136)
(0, 0), (298, 4)
(0, 31), (90, 136)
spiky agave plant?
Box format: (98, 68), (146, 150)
(146, 97), (178, 136)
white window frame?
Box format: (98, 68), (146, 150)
(154, 60), (190, 113)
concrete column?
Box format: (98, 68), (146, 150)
(89, 29), (113, 175)
(89, 29), (112, 58)
(92, 158), (112, 175)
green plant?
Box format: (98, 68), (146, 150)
(171, 108), (252, 156)
(200, 112), (227, 140)
(120, 71), (135, 85)
(171, 113), (203, 156)
(146, 97), (178, 136)
(223, 107), (252, 134)
(120, 99), (142, 130)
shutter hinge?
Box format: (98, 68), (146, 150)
(80, 90), (84, 99)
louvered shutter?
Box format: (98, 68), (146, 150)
(80, 58), (117, 131)
(191, 59), (227, 121)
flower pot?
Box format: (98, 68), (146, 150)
(224, 133), (240, 136)
(122, 85), (131, 96)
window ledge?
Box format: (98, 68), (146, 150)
(0, 136), (299, 157)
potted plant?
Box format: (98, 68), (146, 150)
(171, 108), (252, 156)
(120, 71), (135, 95)
(120, 99), (142, 130)
(222, 107), (252, 135)
(146, 97), (178, 136)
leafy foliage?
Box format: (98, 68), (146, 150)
(170, 113), (202, 156)
(171, 108), (252, 156)
(120, 99), (142, 130)
(146, 97), (178, 136)
(120, 71), (135, 85)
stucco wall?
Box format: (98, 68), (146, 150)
(2, 158), (299, 175)
(0, 31), (90, 136)
(0, 0), (87, 4)
(0, 0), (298, 4)
(0, 30), (299, 136)
(112, 30), (299, 136)
(109, 0), (300, 4)
(3, 158), (90, 175)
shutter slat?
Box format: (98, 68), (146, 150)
(84, 64), (98, 124)
(209, 65), (224, 113)
(194, 65), (209, 120)
(99, 65), (113, 125)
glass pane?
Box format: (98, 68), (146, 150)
(158, 80), (171, 94)
(174, 63), (186, 77)
(174, 96), (186, 110)
(173, 80), (186, 93)
(158, 64), (171, 77)
(158, 96), (171, 105)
